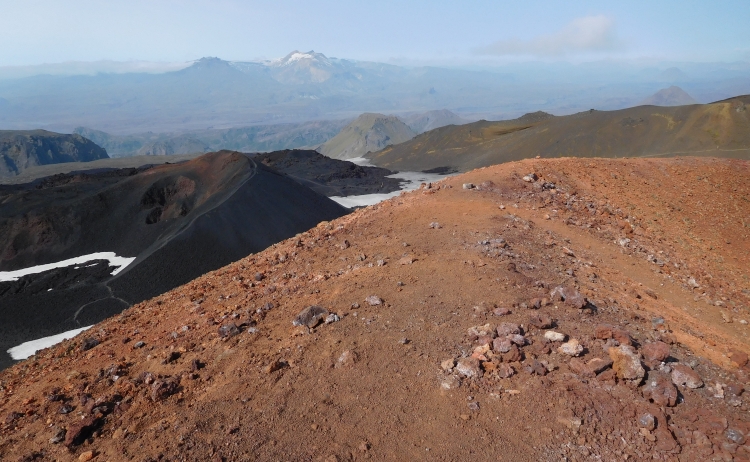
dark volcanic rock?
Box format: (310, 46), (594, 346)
(64, 415), (102, 447)
(253, 149), (402, 197)
(293, 305), (329, 328)
(0, 130), (108, 178)
(0, 151), (348, 370)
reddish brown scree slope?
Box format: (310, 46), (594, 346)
(1, 156), (749, 461)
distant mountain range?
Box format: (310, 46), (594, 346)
(73, 119), (350, 158)
(640, 86), (698, 106)
(70, 109), (468, 161)
(368, 95), (750, 172)
(0, 130), (108, 177)
(1, 51), (749, 134)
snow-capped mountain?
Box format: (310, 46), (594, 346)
(266, 50), (340, 84)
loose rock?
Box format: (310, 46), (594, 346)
(550, 286), (587, 309)
(264, 359), (288, 373)
(496, 323), (521, 337)
(492, 338), (513, 353)
(440, 375), (461, 390)
(544, 331), (566, 342)
(324, 313), (340, 324)
(150, 376), (180, 402)
(638, 413), (656, 431)
(642, 341), (670, 365)
(496, 363), (515, 378)
(455, 357), (483, 378)
(218, 323), (240, 338)
(671, 364), (703, 389)
(293, 305), (329, 328)
(80, 337), (100, 351)
(529, 314), (553, 329)
(641, 371), (678, 406)
(493, 307), (511, 316)
(64, 415), (102, 447)
(441, 359), (455, 371)
(365, 295), (383, 306)
(558, 339), (583, 357)
(609, 345), (645, 382)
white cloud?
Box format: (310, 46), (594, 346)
(476, 15), (619, 56)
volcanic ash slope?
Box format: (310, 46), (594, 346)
(0, 151), (348, 370)
(1, 157), (749, 461)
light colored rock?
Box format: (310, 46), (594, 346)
(463, 183), (475, 189)
(324, 313), (340, 324)
(440, 375), (461, 390)
(365, 295), (382, 306)
(544, 331), (566, 342)
(455, 357), (483, 378)
(468, 324), (496, 338)
(609, 345), (645, 382)
(558, 339), (584, 357)
(671, 364), (703, 389)
(441, 358), (455, 371)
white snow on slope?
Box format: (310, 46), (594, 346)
(0, 252), (136, 282)
(7, 325), (94, 360)
(331, 169), (455, 208)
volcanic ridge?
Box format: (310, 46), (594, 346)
(0, 155), (749, 461)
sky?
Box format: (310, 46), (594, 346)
(0, 0), (748, 67)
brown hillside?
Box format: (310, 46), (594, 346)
(368, 96), (750, 172)
(1, 157), (749, 461)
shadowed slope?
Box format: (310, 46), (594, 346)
(0, 130), (108, 178)
(0, 151), (348, 369)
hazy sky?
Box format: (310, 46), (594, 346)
(1, 0), (748, 66)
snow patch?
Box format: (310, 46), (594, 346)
(0, 252), (136, 282)
(7, 325), (94, 360)
(331, 170), (455, 208)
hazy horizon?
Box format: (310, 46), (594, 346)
(1, 0), (748, 68)
(1, 1), (749, 135)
